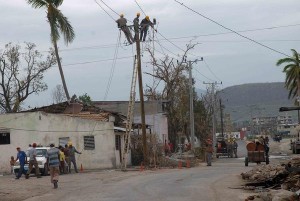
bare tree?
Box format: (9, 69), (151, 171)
(51, 84), (67, 103)
(0, 42), (56, 113)
(145, 44), (197, 146)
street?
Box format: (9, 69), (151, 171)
(0, 139), (292, 201)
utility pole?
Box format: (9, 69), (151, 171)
(204, 81), (222, 153)
(187, 58), (203, 151)
(220, 99), (224, 138)
(135, 27), (148, 164)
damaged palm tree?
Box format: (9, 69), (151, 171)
(27, 0), (75, 100)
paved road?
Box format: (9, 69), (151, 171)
(21, 158), (253, 201)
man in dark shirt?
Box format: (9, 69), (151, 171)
(64, 144), (70, 173)
(15, 147), (27, 179)
(133, 12), (140, 41)
(140, 16), (154, 42)
(68, 143), (81, 173)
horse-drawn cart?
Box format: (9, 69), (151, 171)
(245, 142), (269, 166)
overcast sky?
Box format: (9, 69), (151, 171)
(0, 0), (299, 108)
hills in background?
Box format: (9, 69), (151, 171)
(197, 82), (298, 123)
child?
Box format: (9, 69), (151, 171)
(10, 156), (15, 174)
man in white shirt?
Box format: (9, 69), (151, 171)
(25, 143), (41, 179)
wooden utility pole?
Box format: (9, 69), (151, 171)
(186, 58), (202, 151)
(135, 30), (148, 164)
(203, 81), (222, 153)
(220, 99), (224, 137)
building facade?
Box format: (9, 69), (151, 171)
(0, 102), (129, 174)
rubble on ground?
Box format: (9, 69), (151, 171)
(241, 157), (300, 200)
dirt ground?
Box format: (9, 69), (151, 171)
(0, 169), (143, 201)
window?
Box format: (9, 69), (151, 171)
(0, 132), (10, 145)
(84, 136), (95, 150)
(59, 137), (70, 147)
(115, 135), (121, 150)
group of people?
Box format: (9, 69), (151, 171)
(58, 142), (82, 174)
(12, 142), (81, 189)
(205, 137), (239, 166)
(116, 13), (156, 44)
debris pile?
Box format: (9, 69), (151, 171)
(241, 157), (300, 200)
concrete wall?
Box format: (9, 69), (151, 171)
(134, 114), (168, 143)
(0, 112), (117, 174)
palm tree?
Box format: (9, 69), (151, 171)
(277, 49), (300, 105)
(27, 0), (75, 100)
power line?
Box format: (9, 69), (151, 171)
(62, 55), (133, 67)
(174, 0), (291, 57)
(203, 59), (222, 82)
(194, 67), (215, 82)
(39, 22), (300, 54)
(134, 0), (147, 16)
(97, 0), (119, 17)
(161, 23), (300, 41)
(104, 31), (121, 100)
(94, 0), (116, 22)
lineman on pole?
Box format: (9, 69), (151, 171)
(116, 13), (134, 44)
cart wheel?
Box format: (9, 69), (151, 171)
(266, 156), (269, 165)
(245, 157), (248, 166)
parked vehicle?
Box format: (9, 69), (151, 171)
(13, 147), (50, 176)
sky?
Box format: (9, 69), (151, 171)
(0, 0), (299, 108)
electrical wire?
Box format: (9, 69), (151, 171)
(94, 0), (116, 22)
(134, 0), (147, 16)
(194, 67), (215, 82)
(174, 0), (290, 57)
(39, 23), (300, 53)
(99, 0), (119, 16)
(95, 0), (218, 86)
(203, 59), (222, 82)
(104, 31), (121, 100)
(62, 55), (133, 67)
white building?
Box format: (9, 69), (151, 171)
(0, 102), (129, 174)
(94, 101), (169, 143)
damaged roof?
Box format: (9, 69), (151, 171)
(22, 101), (126, 126)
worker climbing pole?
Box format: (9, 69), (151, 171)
(95, 0), (161, 167)
(116, 14), (134, 44)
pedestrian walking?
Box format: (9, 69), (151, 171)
(233, 139), (238, 158)
(116, 13), (134, 44)
(205, 138), (213, 166)
(15, 147), (27, 179)
(64, 144), (70, 173)
(68, 142), (82, 173)
(46, 142), (60, 189)
(25, 143), (41, 179)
